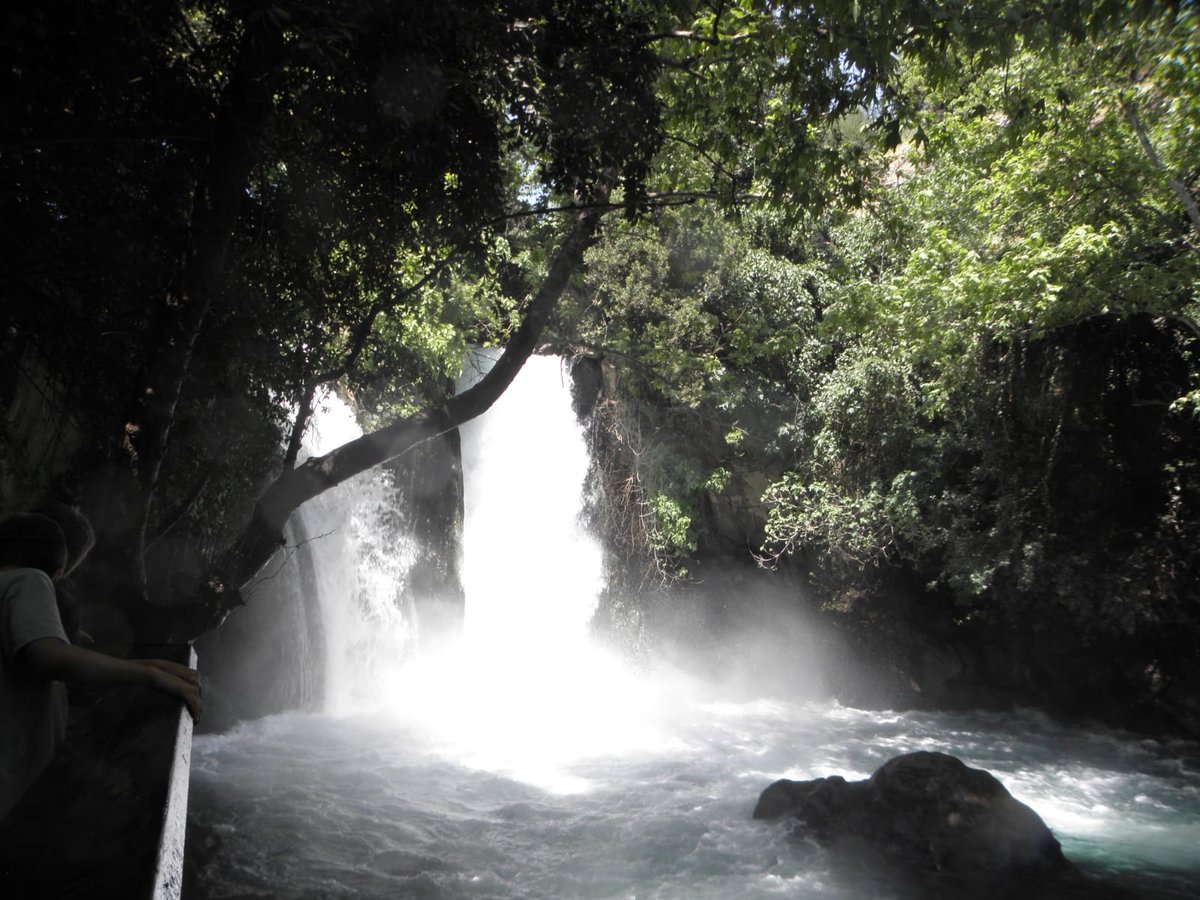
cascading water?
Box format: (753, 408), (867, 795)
(276, 391), (418, 715)
(458, 352), (604, 673)
(185, 358), (1200, 900)
(382, 353), (684, 791)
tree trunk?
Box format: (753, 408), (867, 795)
(193, 194), (610, 637)
(122, 16), (285, 587)
(1123, 97), (1200, 242)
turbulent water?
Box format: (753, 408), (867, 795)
(186, 700), (1200, 899)
(184, 358), (1200, 899)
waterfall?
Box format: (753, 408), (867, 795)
(290, 357), (608, 691)
(457, 350), (603, 670)
(291, 392), (417, 715)
(240, 355), (676, 789)
(373, 352), (673, 790)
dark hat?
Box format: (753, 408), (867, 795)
(0, 512), (69, 576)
(34, 503), (95, 575)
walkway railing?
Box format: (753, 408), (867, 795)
(0, 644), (198, 899)
(152, 645), (197, 900)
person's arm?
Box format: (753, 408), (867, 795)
(17, 639), (203, 720)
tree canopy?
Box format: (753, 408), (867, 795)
(569, 2), (1198, 654)
(1, 0), (1195, 651)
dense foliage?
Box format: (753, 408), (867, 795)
(1, 0), (662, 594)
(765, 9), (1199, 640)
(1, 0), (1195, 704)
(576, 5), (1198, 659)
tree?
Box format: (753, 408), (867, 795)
(578, 3), (1199, 648)
(1, 0), (661, 637)
(5, 0), (1169, 643)
(765, 5), (1200, 640)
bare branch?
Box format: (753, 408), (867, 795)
(663, 132), (744, 184)
(281, 252), (458, 469)
(1121, 95), (1200, 242)
(641, 29), (749, 46)
(489, 190), (764, 225)
(146, 468), (213, 549)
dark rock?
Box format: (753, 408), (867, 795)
(569, 355), (604, 420)
(755, 751), (1088, 898)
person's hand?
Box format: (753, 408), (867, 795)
(143, 662), (204, 721)
(143, 658), (201, 687)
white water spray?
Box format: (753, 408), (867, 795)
(386, 353), (684, 791)
(293, 357), (684, 790)
(293, 391), (416, 715)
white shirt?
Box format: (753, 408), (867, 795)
(0, 567), (69, 820)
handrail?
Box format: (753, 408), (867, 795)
(151, 644), (197, 900)
(0, 642), (200, 898)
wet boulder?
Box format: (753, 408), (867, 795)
(755, 751), (1071, 896)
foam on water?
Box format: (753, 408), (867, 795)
(188, 700), (1200, 899)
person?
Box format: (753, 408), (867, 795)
(33, 502), (95, 645)
(0, 511), (203, 821)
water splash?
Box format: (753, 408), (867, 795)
(381, 354), (690, 792)
(295, 390), (416, 715)
(294, 358), (688, 791)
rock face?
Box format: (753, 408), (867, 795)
(755, 752), (1069, 896)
